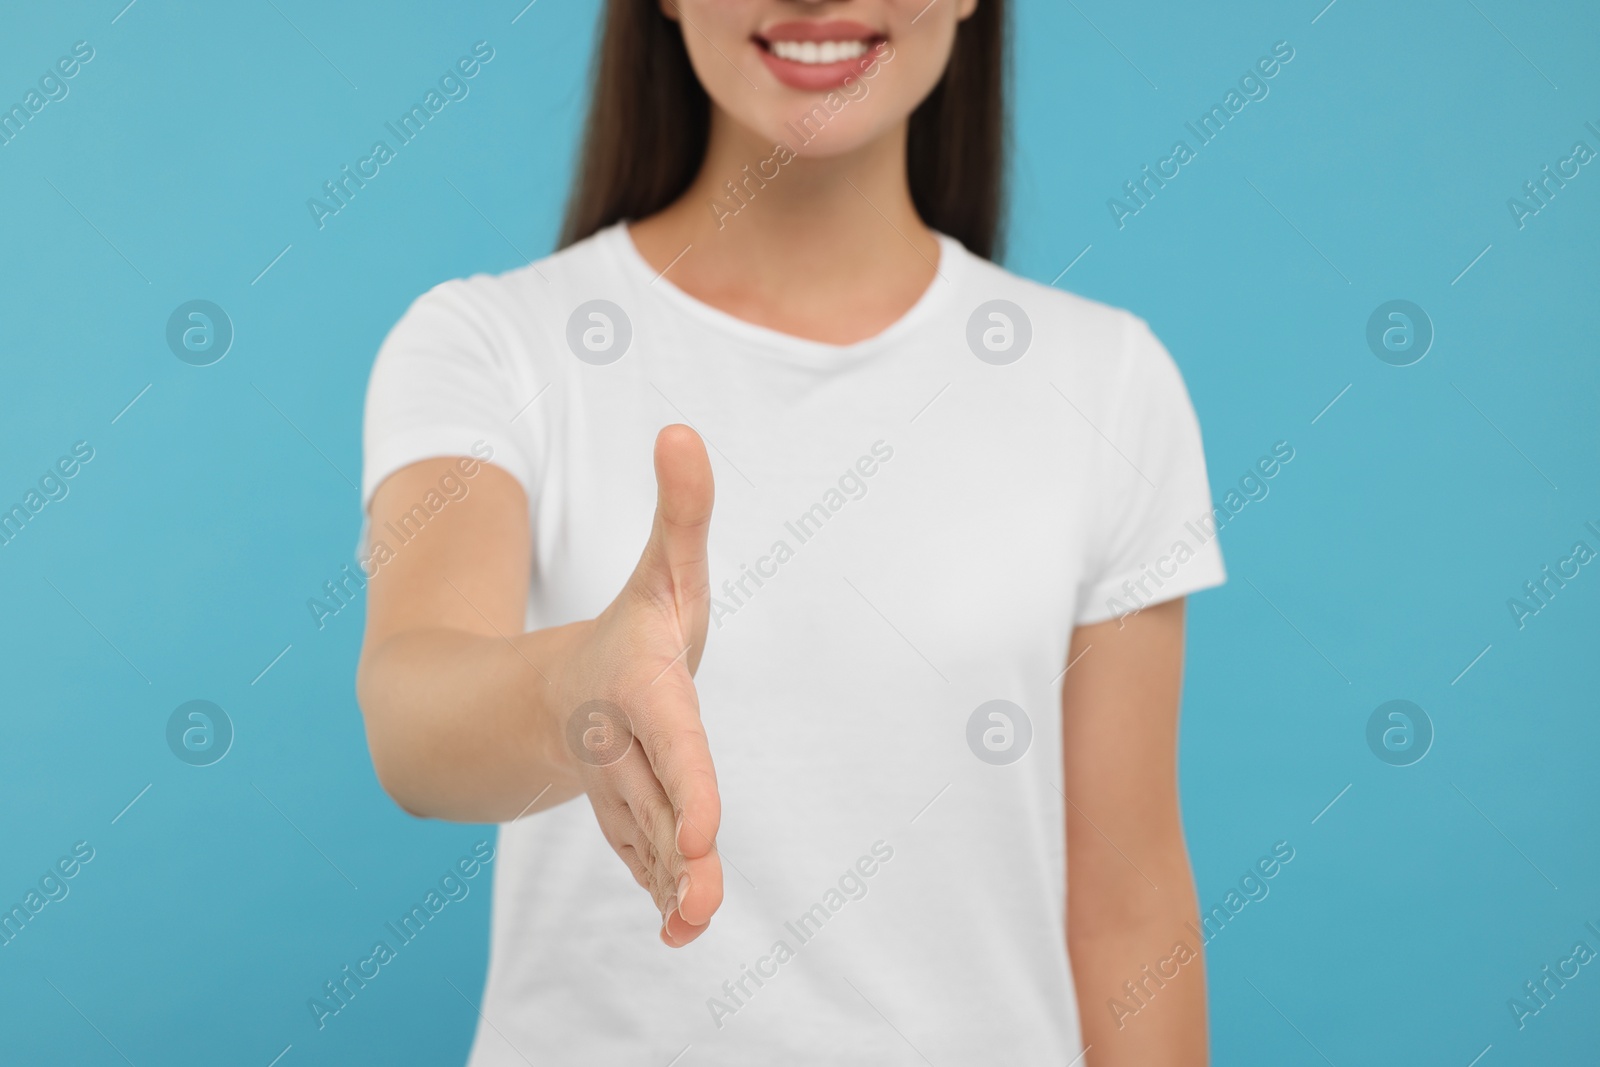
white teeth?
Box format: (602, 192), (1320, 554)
(769, 39), (869, 65)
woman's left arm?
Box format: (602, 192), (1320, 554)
(1063, 597), (1208, 1065)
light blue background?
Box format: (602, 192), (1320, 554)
(2, 1), (1596, 1063)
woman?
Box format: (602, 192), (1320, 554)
(357, 1), (1225, 1063)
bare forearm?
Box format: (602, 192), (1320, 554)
(1070, 887), (1209, 1065)
(355, 620), (592, 822)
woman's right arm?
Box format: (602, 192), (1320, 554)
(356, 455), (588, 822)
(355, 427), (725, 945)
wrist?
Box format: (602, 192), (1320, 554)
(525, 617), (599, 791)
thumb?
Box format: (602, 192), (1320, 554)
(630, 424), (715, 672)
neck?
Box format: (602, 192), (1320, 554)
(689, 108), (931, 258)
(628, 107), (941, 324)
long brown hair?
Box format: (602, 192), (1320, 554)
(558, 0), (1008, 260)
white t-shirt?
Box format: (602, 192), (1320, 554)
(361, 222), (1226, 1066)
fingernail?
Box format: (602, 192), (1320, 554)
(675, 810), (685, 846)
(676, 872), (691, 916)
(664, 893), (679, 921)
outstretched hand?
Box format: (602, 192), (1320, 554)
(555, 425), (723, 947)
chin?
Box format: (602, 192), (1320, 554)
(678, 6), (956, 164)
(757, 105), (886, 159)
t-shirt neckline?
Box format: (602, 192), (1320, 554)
(602, 220), (965, 363)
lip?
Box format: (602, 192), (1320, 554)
(759, 19), (879, 43)
(753, 20), (887, 92)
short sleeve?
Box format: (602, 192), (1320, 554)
(361, 279), (537, 511)
(1073, 314), (1226, 625)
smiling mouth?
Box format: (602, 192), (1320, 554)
(754, 36), (884, 65)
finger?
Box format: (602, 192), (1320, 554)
(652, 425), (713, 646)
(590, 747), (691, 928)
(606, 769), (721, 935)
(651, 850), (683, 925)
(616, 843), (651, 892)
(662, 911), (709, 948)
(610, 744), (687, 892)
(613, 757), (723, 934)
(661, 848), (723, 946)
(630, 425), (714, 670)
(627, 829), (676, 917)
(673, 847), (723, 928)
(637, 676), (721, 860)
(590, 790), (654, 890)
